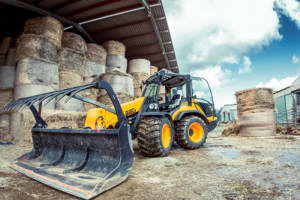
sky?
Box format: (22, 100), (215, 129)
(162, 0), (300, 108)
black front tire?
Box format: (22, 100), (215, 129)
(137, 117), (174, 157)
(175, 116), (208, 149)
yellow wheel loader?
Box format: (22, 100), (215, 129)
(1, 69), (218, 199)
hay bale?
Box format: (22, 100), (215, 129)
(106, 54), (127, 73)
(86, 43), (107, 65)
(235, 88), (274, 115)
(59, 48), (86, 73)
(83, 61), (105, 84)
(62, 32), (87, 53)
(0, 114), (11, 141)
(150, 66), (158, 75)
(0, 37), (12, 55)
(15, 58), (59, 88)
(5, 47), (16, 66)
(103, 40), (126, 56)
(83, 89), (98, 111)
(23, 16), (64, 48)
(16, 34), (58, 63)
(59, 70), (83, 88)
(99, 71), (134, 97)
(57, 71), (83, 112)
(97, 93), (134, 107)
(128, 59), (151, 74)
(130, 72), (149, 98)
(0, 89), (13, 107)
(9, 110), (85, 143)
(0, 66), (15, 90)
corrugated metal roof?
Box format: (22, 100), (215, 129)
(0, 0), (179, 72)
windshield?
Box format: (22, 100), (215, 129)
(143, 83), (158, 97)
(192, 77), (214, 105)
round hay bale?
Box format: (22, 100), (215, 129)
(99, 71), (134, 97)
(130, 72), (149, 98)
(59, 71), (83, 89)
(128, 59), (151, 74)
(97, 93), (134, 107)
(0, 37), (12, 55)
(102, 40), (126, 56)
(86, 43), (107, 65)
(83, 89), (98, 111)
(15, 58), (59, 88)
(0, 114), (11, 141)
(16, 34), (58, 63)
(23, 16), (64, 48)
(106, 54), (127, 73)
(0, 66), (15, 90)
(150, 66), (158, 75)
(55, 97), (84, 112)
(238, 111), (276, 137)
(62, 32), (87, 53)
(59, 48), (86, 73)
(83, 61), (105, 84)
(0, 89), (13, 107)
(235, 88), (274, 115)
(5, 47), (16, 66)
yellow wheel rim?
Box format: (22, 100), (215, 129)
(161, 123), (171, 149)
(188, 122), (204, 143)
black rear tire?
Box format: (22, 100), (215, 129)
(137, 117), (174, 157)
(175, 116), (208, 149)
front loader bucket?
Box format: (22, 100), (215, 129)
(2, 81), (134, 199)
(10, 125), (134, 199)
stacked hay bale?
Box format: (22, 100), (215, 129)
(235, 88), (276, 137)
(103, 40), (127, 73)
(98, 71), (134, 106)
(56, 32), (87, 111)
(10, 16), (63, 142)
(14, 16), (63, 106)
(0, 42), (17, 140)
(83, 43), (107, 111)
(128, 59), (151, 98)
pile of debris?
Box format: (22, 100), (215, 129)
(276, 125), (300, 135)
(221, 121), (240, 136)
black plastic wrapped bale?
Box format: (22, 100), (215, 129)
(2, 81), (134, 199)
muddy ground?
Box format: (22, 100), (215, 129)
(1, 127), (300, 200)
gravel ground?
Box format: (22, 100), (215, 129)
(0, 129), (300, 200)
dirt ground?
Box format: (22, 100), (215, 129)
(1, 127), (300, 200)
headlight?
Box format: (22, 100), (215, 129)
(149, 103), (158, 110)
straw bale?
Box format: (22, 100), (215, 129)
(16, 34), (58, 63)
(102, 40), (126, 56)
(5, 47), (16, 66)
(128, 59), (151, 74)
(86, 43), (107, 65)
(0, 114), (11, 141)
(15, 58), (59, 88)
(83, 61), (105, 84)
(59, 70), (83, 89)
(221, 121), (240, 136)
(62, 32), (87, 53)
(150, 66), (158, 75)
(106, 54), (127, 73)
(0, 89), (13, 107)
(0, 66), (15, 90)
(97, 92), (134, 107)
(23, 16), (64, 48)
(59, 48), (86, 73)
(0, 37), (12, 55)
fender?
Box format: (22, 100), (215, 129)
(175, 110), (209, 124)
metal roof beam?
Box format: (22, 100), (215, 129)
(0, 0), (95, 42)
(65, 3), (161, 30)
(138, 0), (170, 69)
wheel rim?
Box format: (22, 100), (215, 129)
(161, 123), (171, 149)
(188, 122), (204, 143)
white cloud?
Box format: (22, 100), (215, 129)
(164, 0), (282, 71)
(276, 0), (300, 28)
(256, 76), (297, 91)
(193, 65), (231, 88)
(238, 56), (252, 74)
(292, 55), (299, 64)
